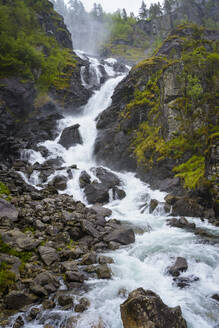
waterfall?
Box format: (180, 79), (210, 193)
(16, 53), (219, 328)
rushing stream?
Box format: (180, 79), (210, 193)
(16, 53), (219, 328)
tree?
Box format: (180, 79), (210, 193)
(121, 8), (128, 21)
(139, 1), (148, 20)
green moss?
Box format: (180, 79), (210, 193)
(0, 262), (16, 294)
(0, 182), (11, 200)
(0, 236), (33, 264)
(173, 156), (205, 189)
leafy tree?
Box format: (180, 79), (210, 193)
(121, 8), (128, 21)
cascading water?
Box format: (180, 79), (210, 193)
(17, 53), (219, 328)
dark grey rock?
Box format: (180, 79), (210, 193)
(168, 257), (188, 277)
(58, 124), (83, 149)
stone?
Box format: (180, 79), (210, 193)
(120, 288), (187, 328)
(74, 297), (90, 313)
(173, 275), (199, 288)
(81, 220), (100, 239)
(172, 198), (204, 218)
(30, 272), (60, 297)
(0, 199), (18, 222)
(80, 252), (97, 265)
(79, 171), (91, 188)
(42, 299), (56, 310)
(65, 271), (84, 283)
(90, 205), (112, 218)
(58, 124), (83, 149)
(38, 246), (60, 266)
(84, 183), (109, 204)
(211, 294), (219, 302)
(5, 292), (36, 310)
(149, 199), (159, 213)
(61, 261), (78, 273)
(98, 256), (114, 264)
(92, 167), (121, 187)
(51, 175), (68, 191)
(26, 307), (40, 321)
(104, 228), (135, 245)
(168, 257), (188, 277)
(112, 187), (126, 200)
(96, 264), (112, 279)
(58, 295), (74, 307)
(167, 218), (196, 230)
(13, 316), (24, 328)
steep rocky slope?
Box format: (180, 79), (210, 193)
(0, 0), (90, 168)
(95, 24), (219, 220)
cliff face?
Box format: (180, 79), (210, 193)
(0, 0), (90, 167)
(95, 25), (219, 218)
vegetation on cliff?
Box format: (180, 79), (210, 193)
(0, 0), (77, 92)
(120, 25), (218, 193)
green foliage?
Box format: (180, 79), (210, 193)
(0, 236), (33, 263)
(0, 182), (10, 199)
(0, 262), (16, 294)
(187, 74), (203, 101)
(0, 0), (77, 91)
(173, 156), (205, 189)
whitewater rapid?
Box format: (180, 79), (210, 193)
(18, 54), (219, 328)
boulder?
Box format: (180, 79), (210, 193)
(173, 275), (199, 288)
(74, 297), (90, 313)
(149, 199), (159, 214)
(13, 316), (24, 328)
(91, 167), (121, 188)
(58, 124), (83, 149)
(90, 205), (112, 218)
(211, 294), (219, 302)
(79, 171), (91, 188)
(38, 246), (60, 266)
(96, 264), (112, 279)
(51, 175), (68, 191)
(104, 228), (135, 245)
(0, 199), (18, 222)
(112, 187), (126, 200)
(120, 288), (187, 328)
(167, 217), (196, 230)
(168, 257), (188, 277)
(5, 291), (36, 310)
(30, 272), (60, 297)
(58, 295), (74, 307)
(81, 220), (100, 239)
(80, 252), (97, 265)
(172, 198), (204, 218)
(98, 256), (114, 264)
(84, 183), (109, 204)
(65, 271), (84, 283)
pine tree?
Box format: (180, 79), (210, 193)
(139, 1), (148, 20)
(121, 8), (128, 21)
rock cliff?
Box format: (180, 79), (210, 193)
(95, 24), (219, 220)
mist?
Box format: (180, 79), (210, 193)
(51, 0), (112, 56)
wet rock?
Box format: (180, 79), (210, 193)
(104, 228), (135, 245)
(42, 157), (64, 169)
(30, 272), (60, 297)
(112, 187), (126, 200)
(92, 167), (121, 188)
(167, 217), (196, 230)
(168, 257), (188, 277)
(65, 271), (84, 283)
(61, 261), (78, 273)
(0, 254), (21, 279)
(0, 199), (18, 222)
(84, 182), (109, 204)
(58, 295), (74, 308)
(65, 316), (79, 328)
(58, 124), (83, 149)
(42, 299), (56, 310)
(120, 288), (187, 328)
(5, 291), (36, 310)
(26, 308), (40, 321)
(80, 252), (97, 265)
(79, 171), (91, 188)
(149, 199), (159, 213)
(194, 228), (214, 238)
(81, 220), (100, 239)
(13, 316), (24, 328)
(38, 246), (60, 266)
(1, 229), (40, 251)
(98, 256), (114, 264)
(74, 297), (90, 313)
(173, 275), (199, 288)
(96, 264), (112, 279)
(164, 194), (179, 205)
(211, 294), (219, 302)
(172, 198), (204, 218)
(36, 145), (49, 158)
(51, 175), (68, 191)
(90, 205), (112, 218)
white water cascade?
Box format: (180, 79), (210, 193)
(17, 54), (219, 328)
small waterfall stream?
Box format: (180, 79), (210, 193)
(16, 53), (219, 328)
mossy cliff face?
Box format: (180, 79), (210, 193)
(0, 0), (90, 166)
(95, 24), (219, 217)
